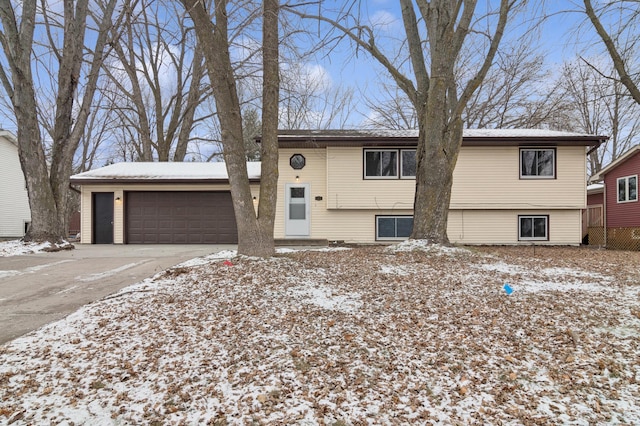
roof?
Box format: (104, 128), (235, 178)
(591, 145), (640, 181)
(70, 162), (262, 184)
(259, 129), (606, 148)
(587, 183), (604, 194)
(0, 130), (18, 147)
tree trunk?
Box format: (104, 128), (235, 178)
(411, 76), (463, 244)
(183, 0), (278, 257)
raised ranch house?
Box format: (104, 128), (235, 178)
(588, 145), (640, 250)
(70, 129), (605, 245)
(0, 130), (31, 239)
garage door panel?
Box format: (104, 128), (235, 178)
(126, 191), (237, 244)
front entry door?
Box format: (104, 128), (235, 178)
(93, 192), (114, 244)
(285, 183), (310, 237)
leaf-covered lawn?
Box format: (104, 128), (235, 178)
(1, 243), (639, 425)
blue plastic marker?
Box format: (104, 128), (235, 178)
(503, 283), (514, 295)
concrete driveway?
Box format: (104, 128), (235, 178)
(0, 244), (234, 344)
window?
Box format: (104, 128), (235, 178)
(364, 149), (416, 179)
(617, 175), (638, 203)
(518, 215), (548, 241)
(401, 150), (416, 178)
(520, 148), (555, 179)
(376, 216), (413, 240)
(289, 154), (306, 170)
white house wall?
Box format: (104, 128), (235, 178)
(0, 136), (30, 238)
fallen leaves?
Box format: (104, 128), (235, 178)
(1, 245), (639, 424)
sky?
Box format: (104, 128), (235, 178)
(299, 0), (609, 127)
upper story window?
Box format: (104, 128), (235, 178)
(289, 154), (306, 170)
(520, 148), (555, 179)
(364, 149), (416, 179)
(617, 175), (638, 203)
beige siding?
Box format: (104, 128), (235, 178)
(326, 147), (415, 209)
(79, 183), (258, 244)
(276, 145), (586, 244)
(448, 209), (582, 245)
(451, 146), (587, 209)
(275, 149), (328, 239)
(0, 136), (30, 238)
(276, 205), (582, 244)
(324, 145), (587, 210)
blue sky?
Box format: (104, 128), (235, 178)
(300, 0), (608, 126)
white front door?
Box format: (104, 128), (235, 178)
(285, 183), (310, 237)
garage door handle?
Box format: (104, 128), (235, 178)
(111, 221), (114, 225)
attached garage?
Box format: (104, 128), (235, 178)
(70, 162), (261, 244)
(126, 191), (237, 244)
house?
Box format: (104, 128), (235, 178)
(589, 145), (640, 250)
(70, 129), (604, 245)
(584, 183), (604, 245)
(0, 130), (31, 239)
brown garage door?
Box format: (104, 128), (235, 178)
(126, 191), (237, 244)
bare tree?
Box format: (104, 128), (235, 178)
(553, 58), (640, 176)
(583, 0), (640, 105)
(290, 1), (516, 244)
(101, 0), (209, 162)
(0, 0), (118, 243)
(463, 40), (566, 129)
(181, 0), (279, 257)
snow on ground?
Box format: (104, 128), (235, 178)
(1, 245), (639, 424)
(0, 240), (70, 257)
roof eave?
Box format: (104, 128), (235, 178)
(274, 135), (606, 148)
(70, 178), (261, 185)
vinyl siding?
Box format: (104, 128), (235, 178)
(323, 146), (587, 210)
(0, 137), (30, 238)
(79, 183), (259, 244)
(275, 205), (581, 245)
(603, 152), (640, 228)
(276, 145), (586, 244)
(448, 209), (582, 245)
(452, 146), (586, 209)
(326, 147), (415, 210)
(587, 192), (603, 206)
(275, 149), (328, 239)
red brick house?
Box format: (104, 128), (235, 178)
(591, 145), (640, 250)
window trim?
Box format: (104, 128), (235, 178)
(363, 148), (416, 180)
(616, 175), (638, 203)
(518, 215), (549, 241)
(375, 215), (413, 241)
(519, 147), (556, 180)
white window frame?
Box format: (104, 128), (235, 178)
(364, 149), (416, 180)
(518, 215), (549, 241)
(376, 215), (413, 240)
(520, 148), (556, 179)
(617, 175), (638, 203)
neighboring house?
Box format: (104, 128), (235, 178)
(0, 130), (31, 239)
(70, 129), (604, 245)
(590, 145), (640, 250)
(585, 183), (604, 245)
